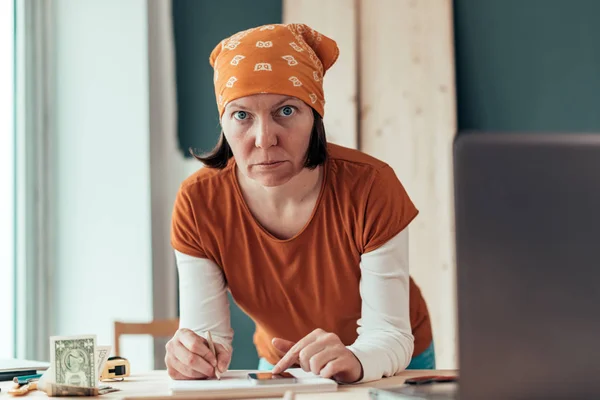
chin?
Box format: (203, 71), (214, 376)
(252, 174), (294, 187)
(247, 165), (298, 187)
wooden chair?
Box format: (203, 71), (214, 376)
(113, 318), (180, 357)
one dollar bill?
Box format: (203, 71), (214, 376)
(50, 335), (97, 388)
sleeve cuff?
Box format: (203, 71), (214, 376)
(346, 344), (386, 384)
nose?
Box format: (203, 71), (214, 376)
(254, 118), (278, 149)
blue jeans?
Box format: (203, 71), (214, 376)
(258, 341), (436, 371)
(406, 341), (436, 370)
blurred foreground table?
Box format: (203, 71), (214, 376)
(0, 369), (458, 399)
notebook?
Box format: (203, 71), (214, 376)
(169, 368), (337, 399)
(0, 359), (50, 382)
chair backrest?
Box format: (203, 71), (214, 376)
(113, 318), (180, 357)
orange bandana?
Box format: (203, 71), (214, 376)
(209, 23), (339, 118)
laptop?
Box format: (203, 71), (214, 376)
(369, 382), (458, 399)
(0, 359), (50, 381)
(371, 131), (600, 399)
(453, 132), (600, 400)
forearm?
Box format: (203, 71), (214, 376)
(175, 250), (233, 352)
(346, 229), (414, 382)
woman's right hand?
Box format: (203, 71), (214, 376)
(165, 328), (231, 380)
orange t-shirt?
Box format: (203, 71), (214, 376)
(171, 143), (432, 363)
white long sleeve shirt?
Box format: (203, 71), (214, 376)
(176, 228), (414, 383)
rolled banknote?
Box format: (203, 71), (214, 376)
(38, 366), (119, 396)
(39, 381), (100, 397)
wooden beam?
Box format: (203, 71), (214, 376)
(359, 0), (458, 368)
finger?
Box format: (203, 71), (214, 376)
(166, 353), (207, 380)
(167, 368), (193, 381)
(272, 347), (301, 374)
(171, 338), (215, 376)
(271, 349), (301, 370)
(272, 338), (295, 356)
(306, 345), (341, 376)
(273, 329), (323, 373)
(298, 341), (327, 373)
(215, 344), (232, 373)
(319, 358), (346, 380)
(178, 330), (218, 368)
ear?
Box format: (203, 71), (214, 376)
(294, 23), (340, 73)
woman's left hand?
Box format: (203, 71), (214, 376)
(271, 329), (363, 383)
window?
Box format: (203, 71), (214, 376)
(0, 0), (15, 358)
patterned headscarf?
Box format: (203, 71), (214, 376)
(209, 23), (339, 118)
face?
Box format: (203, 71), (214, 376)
(221, 94), (315, 187)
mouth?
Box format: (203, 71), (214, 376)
(254, 161), (284, 166)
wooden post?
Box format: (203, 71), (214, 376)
(359, 0), (457, 368)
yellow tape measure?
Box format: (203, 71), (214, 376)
(100, 356), (130, 381)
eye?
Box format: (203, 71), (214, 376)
(233, 111), (248, 121)
(278, 106), (295, 117)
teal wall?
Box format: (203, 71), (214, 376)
(172, 0), (283, 157)
(171, 0), (282, 369)
(454, 0), (600, 131)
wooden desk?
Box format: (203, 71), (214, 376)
(0, 370), (458, 399)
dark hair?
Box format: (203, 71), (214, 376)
(190, 108), (328, 169)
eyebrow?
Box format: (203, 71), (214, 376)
(272, 96), (300, 108)
(227, 96), (300, 111)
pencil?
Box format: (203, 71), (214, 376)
(206, 331), (221, 380)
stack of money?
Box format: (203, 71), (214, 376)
(37, 335), (117, 397)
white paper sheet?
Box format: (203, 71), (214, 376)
(169, 368), (337, 398)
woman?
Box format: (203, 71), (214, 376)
(166, 23), (433, 384)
